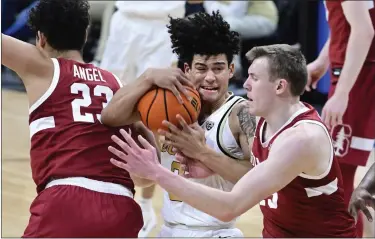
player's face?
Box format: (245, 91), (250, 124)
(243, 57), (278, 117)
(185, 54), (234, 104)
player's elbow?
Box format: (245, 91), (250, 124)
(101, 108), (123, 127)
(217, 208), (237, 222)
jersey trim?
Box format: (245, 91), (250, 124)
(293, 120), (334, 180)
(112, 73), (124, 88)
(29, 58), (60, 114)
(29, 116), (56, 139)
(260, 105), (309, 148)
(216, 97), (244, 159)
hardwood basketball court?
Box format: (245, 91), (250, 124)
(1, 89), (373, 237)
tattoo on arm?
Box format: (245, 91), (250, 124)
(237, 103), (256, 144)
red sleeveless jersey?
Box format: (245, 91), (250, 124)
(251, 103), (357, 238)
(29, 58), (134, 193)
(325, 0), (375, 67)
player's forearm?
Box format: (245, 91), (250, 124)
(101, 72), (153, 126)
(154, 165), (238, 222)
(316, 37), (331, 69)
(335, 30), (374, 96)
(200, 146), (251, 184)
(356, 162), (375, 194)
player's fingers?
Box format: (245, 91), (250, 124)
(176, 114), (191, 132)
(138, 134), (154, 151)
(164, 139), (180, 149)
(162, 120), (181, 135)
(312, 80), (318, 90)
(110, 136), (131, 156)
(359, 201), (373, 222)
(169, 84), (184, 104)
(119, 129), (140, 151)
(108, 146), (128, 161)
(175, 70), (195, 89)
(349, 206), (358, 224)
(336, 113), (343, 126)
(305, 76), (312, 92)
(110, 158), (130, 171)
(174, 80), (192, 102)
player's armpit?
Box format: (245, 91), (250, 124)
(1, 34), (53, 81)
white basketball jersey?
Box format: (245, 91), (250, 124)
(161, 93), (246, 227)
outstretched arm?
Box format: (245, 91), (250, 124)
(2, 34), (53, 84)
(101, 68), (194, 126)
(109, 123), (323, 222)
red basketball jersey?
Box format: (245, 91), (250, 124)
(29, 58), (134, 193)
(251, 103), (357, 238)
(325, 0), (375, 67)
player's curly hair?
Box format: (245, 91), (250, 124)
(28, 0), (90, 51)
(168, 11), (240, 66)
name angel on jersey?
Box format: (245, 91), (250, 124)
(73, 64), (106, 82)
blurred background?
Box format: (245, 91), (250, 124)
(2, 0), (373, 237)
(2, 0), (331, 109)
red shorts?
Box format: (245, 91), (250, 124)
(329, 63), (375, 166)
(23, 182), (143, 238)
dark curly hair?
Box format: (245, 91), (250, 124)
(28, 0), (90, 51)
(168, 11), (240, 66)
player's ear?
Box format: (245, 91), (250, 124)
(37, 31), (47, 48)
(228, 62), (234, 79)
(184, 63), (191, 74)
(275, 79), (288, 95)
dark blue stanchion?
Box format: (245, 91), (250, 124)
(316, 1), (330, 95)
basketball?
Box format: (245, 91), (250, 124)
(137, 87), (201, 132)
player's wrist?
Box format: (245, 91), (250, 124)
(154, 164), (174, 183)
(198, 145), (216, 163)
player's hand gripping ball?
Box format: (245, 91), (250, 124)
(137, 87), (201, 132)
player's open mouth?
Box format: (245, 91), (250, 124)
(200, 86), (218, 92)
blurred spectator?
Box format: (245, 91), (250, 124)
(203, 1), (278, 79)
(99, 1), (185, 84)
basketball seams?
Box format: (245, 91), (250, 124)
(146, 88), (159, 128)
(185, 87), (200, 101)
(163, 89), (169, 122)
(181, 103), (193, 123)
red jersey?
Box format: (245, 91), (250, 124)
(251, 103), (357, 238)
(29, 58), (134, 193)
(325, 0), (375, 67)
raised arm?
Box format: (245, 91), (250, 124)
(2, 34), (53, 84)
(101, 68), (194, 126)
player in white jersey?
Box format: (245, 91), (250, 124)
(101, 11), (256, 237)
(100, 1), (184, 83)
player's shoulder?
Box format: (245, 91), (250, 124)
(278, 122), (329, 151)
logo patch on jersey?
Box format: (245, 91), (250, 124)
(250, 152), (260, 167)
(331, 124), (352, 157)
(205, 121), (215, 131)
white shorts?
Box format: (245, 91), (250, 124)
(100, 11), (177, 83)
(158, 224), (244, 237)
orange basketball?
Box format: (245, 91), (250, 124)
(137, 87), (201, 132)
